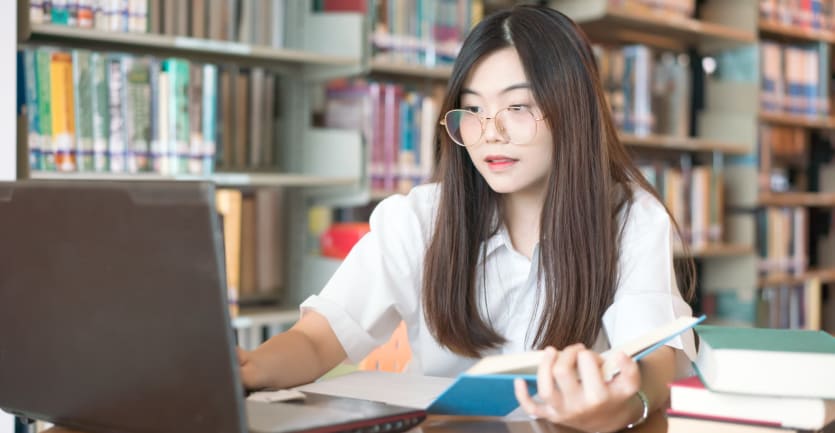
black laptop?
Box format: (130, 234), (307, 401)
(0, 180), (425, 433)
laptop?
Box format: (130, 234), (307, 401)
(0, 180), (426, 433)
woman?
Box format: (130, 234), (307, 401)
(238, 5), (696, 432)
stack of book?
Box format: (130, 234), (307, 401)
(668, 326), (835, 432)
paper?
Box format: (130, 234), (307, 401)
(295, 370), (454, 409)
(247, 389), (307, 403)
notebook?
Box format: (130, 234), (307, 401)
(0, 180), (425, 433)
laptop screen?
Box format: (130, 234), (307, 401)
(0, 180), (248, 433)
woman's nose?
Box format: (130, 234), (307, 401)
(481, 116), (507, 144)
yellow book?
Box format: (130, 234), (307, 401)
(50, 52), (76, 172)
(215, 189), (243, 318)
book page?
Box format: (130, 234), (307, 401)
(294, 370), (454, 409)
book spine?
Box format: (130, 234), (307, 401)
(155, 63), (170, 174)
(170, 59), (190, 174)
(107, 55), (127, 173)
(24, 50), (42, 171)
(90, 51), (109, 172)
(202, 64), (218, 175)
(72, 49), (95, 172)
(36, 49), (54, 171)
(188, 62), (204, 175)
(77, 0), (94, 28)
(50, 51), (76, 172)
(125, 57), (151, 173)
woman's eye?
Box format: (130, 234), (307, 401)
(462, 106), (482, 113)
(508, 104), (530, 112)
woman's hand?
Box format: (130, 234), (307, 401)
(513, 344), (643, 433)
(237, 347), (266, 391)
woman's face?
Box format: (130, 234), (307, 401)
(459, 47), (554, 197)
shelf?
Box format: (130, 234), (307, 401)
(370, 58), (453, 80)
(758, 268), (835, 287)
(620, 133), (750, 155)
(676, 243), (755, 258)
(23, 24), (360, 74)
(555, 1), (756, 52)
(758, 192), (835, 207)
(759, 111), (835, 130)
(233, 306), (298, 330)
(28, 171), (358, 188)
(758, 20), (835, 43)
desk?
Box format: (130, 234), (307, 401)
(40, 411), (667, 433)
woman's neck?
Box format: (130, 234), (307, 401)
(502, 188), (546, 259)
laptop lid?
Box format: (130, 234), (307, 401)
(0, 180), (427, 433)
(0, 180), (248, 433)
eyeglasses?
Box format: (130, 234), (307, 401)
(440, 106), (546, 147)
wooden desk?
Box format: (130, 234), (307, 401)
(414, 412), (666, 432)
(40, 411), (667, 433)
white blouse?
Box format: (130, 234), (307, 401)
(300, 183), (697, 378)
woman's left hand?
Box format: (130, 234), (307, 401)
(513, 343), (642, 433)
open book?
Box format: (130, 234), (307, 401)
(426, 314), (706, 416)
(295, 315), (705, 418)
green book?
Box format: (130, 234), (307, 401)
(72, 50), (94, 172)
(35, 49), (54, 171)
(694, 325), (835, 399)
(90, 52), (110, 173)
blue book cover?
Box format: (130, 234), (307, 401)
(427, 315), (705, 417)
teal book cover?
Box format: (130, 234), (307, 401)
(426, 375), (537, 417)
(695, 325), (835, 353)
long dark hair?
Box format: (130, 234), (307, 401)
(421, 5), (695, 357)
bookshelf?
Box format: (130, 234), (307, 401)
(25, 23), (362, 74)
(678, 243), (756, 259)
(9, 0), (370, 313)
(548, 0), (834, 331)
(759, 192), (835, 208)
(551, 0), (755, 52)
(619, 133), (750, 155)
(757, 19), (835, 43)
(29, 170), (357, 188)
(759, 111), (835, 130)
(369, 58), (453, 80)
(758, 268), (835, 288)
(686, 0), (835, 331)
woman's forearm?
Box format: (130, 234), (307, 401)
(250, 312), (348, 390)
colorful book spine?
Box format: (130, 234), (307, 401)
(155, 65), (170, 174)
(24, 50), (42, 171)
(188, 63), (204, 175)
(107, 55), (127, 172)
(168, 59), (190, 175)
(202, 64), (218, 175)
(51, 0), (69, 25)
(124, 57), (151, 173)
(50, 51), (76, 172)
(35, 49), (54, 171)
(77, 0), (94, 28)
(72, 49), (95, 172)
(90, 52), (110, 172)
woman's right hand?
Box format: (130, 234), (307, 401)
(237, 347), (263, 390)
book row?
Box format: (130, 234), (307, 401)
(323, 79), (441, 196)
(21, 47), (280, 175)
(760, 41), (830, 118)
(30, 0), (288, 48)
(760, 0), (835, 31)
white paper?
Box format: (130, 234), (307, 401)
(247, 389), (307, 403)
(294, 371), (454, 409)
